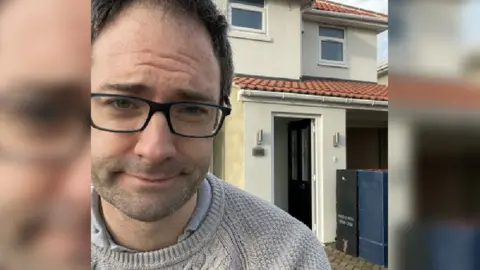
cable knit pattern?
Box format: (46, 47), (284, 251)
(91, 174), (331, 269)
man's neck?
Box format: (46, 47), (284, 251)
(100, 193), (198, 252)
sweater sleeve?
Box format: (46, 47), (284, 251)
(222, 181), (332, 270)
(240, 211), (332, 270)
(290, 228), (332, 270)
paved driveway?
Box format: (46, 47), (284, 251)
(325, 244), (387, 270)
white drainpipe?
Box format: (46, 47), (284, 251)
(237, 89), (388, 109)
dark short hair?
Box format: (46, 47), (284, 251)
(91, 0), (233, 106)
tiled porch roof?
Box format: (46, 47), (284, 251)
(313, 0), (388, 19)
(233, 76), (388, 101)
(392, 76), (480, 108)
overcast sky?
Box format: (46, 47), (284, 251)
(461, 0), (480, 48)
(330, 0), (388, 64)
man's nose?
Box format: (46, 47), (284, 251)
(134, 113), (177, 163)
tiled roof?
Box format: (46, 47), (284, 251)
(392, 76), (480, 109)
(233, 76), (388, 101)
(313, 0), (388, 19)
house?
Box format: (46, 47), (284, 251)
(211, 0), (388, 244)
(378, 62), (388, 85)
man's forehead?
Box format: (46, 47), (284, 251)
(92, 4), (215, 60)
(91, 4), (221, 103)
(0, 0), (90, 85)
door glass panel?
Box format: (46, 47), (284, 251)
(291, 131), (298, 180)
(301, 127), (309, 182)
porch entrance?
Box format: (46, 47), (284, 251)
(346, 109), (388, 169)
(273, 116), (316, 230)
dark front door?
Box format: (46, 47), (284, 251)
(288, 119), (312, 228)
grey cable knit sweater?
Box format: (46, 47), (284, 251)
(91, 174), (331, 269)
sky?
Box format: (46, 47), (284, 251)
(461, 0), (480, 48)
(330, 0), (388, 64)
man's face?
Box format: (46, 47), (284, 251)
(0, 0), (90, 269)
(91, 4), (220, 222)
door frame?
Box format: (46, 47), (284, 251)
(272, 113), (320, 237)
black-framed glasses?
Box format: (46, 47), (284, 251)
(91, 93), (232, 138)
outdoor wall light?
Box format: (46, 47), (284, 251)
(333, 132), (340, 147)
(256, 129), (264, 146)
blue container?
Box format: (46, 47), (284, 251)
(426, 223), (480, 270)
(358, 238), (388, 267)
(357, 170), (388, 267)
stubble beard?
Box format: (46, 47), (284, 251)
(92, 156), (208, 222)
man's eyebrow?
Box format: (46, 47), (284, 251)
(0, 81), (89, 110)
(99, 83), (216, 103)
(99, 83), (153, 95)
(174, 88), (216, 103)
(0, 81), (88, 100)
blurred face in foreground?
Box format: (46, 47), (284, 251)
(0, 0), (90, 269)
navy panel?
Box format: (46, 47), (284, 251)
(335, 169), (358, 257)
(357, 170), (388, 245)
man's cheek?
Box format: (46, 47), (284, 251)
(179, 139), (212, 161)
(92, 133), (137, 157)
(0, 168), (51, 205)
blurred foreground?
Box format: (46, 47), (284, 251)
(389, 0), (480, 269)
(0, 0), (90, 269)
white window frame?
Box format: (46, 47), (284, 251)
(318, 25), (347, 67)
(228, 0), (267, 34)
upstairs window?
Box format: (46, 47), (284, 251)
(229, 0), (266, 33)
(319, 26), (346, 65)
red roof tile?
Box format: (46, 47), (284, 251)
(233, 76), (388, 101)
(313, 0), (388, 19)
(391, 76), (480, 109)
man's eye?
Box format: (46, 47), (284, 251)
(22, 102), (64, 123)
(108, 99), (137, 109)
(181, 106), (208, 114)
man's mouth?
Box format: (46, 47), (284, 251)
(123, 172), (178, 183)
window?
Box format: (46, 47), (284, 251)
(319, 26), (346, 64)
(229, 0), (265, 32)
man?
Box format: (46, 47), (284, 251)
(91, 0), (331, 269)
(0, 0), (90, 269)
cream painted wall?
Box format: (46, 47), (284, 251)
(242, 98), (346, 243)
(220, 0), (303, 80)
(221, 87), (245, 189)
(378, 73), (388, 85)
(302, 21), (378, 82)
(390, 2), (462, 77)
(212, 127), (225, 179)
